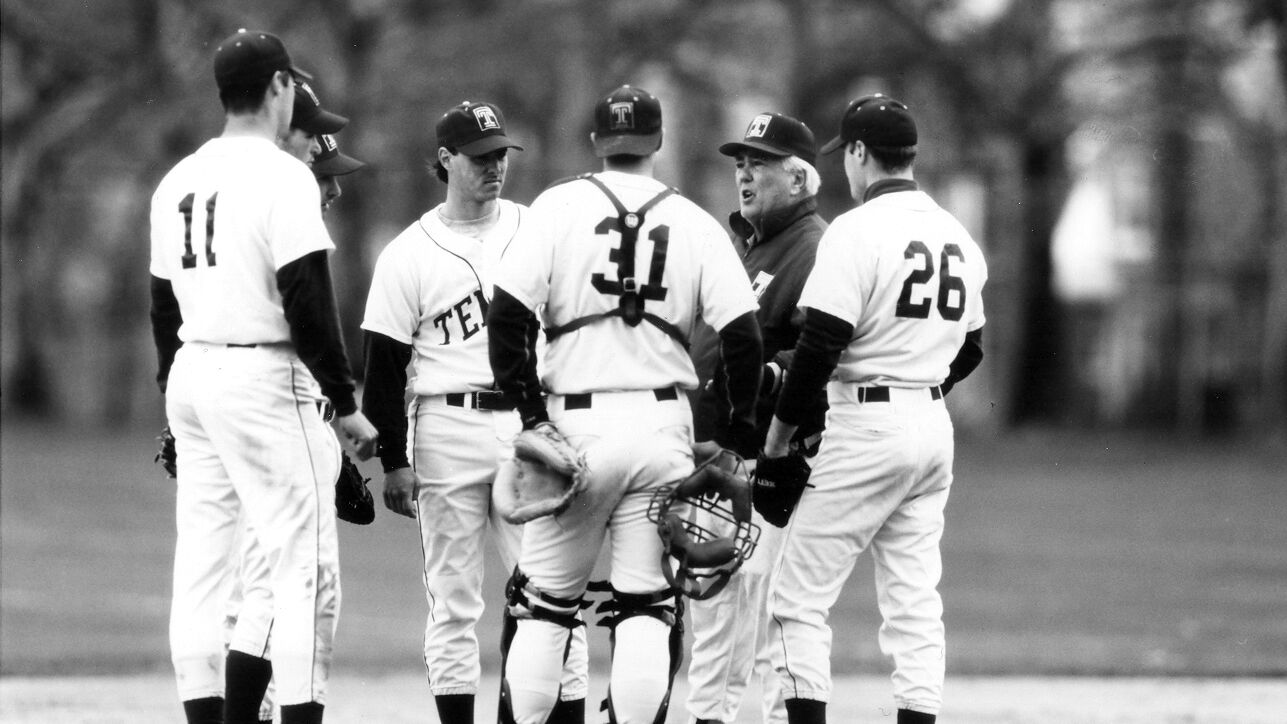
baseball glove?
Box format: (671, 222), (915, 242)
(752, 452), (813, 527)
(336, 451), (375, 525)
(154, 425), (177, 479)
(493, 424), (588, 524)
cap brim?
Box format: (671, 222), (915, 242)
(819, 135), (845, 155)
(289, 65), (313, 82)
(593, 132), (662, 158)
(718, 140), (791, 158)
(456, 135), (524, 156)
(313, 152), (366, 177)
(294, 108), (349, 136)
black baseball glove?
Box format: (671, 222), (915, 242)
(336, 451), (376, 525)
(752, 452), (813, 527)
(155, 426), (177, 479)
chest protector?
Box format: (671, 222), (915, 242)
(544, 174), (690, 350)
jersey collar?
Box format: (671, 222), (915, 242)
(862, 178), (918, 204)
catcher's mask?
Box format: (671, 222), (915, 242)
(647, 451), (761, 600)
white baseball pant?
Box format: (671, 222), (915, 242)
(408, 397), (588, 700)
(167, 343), (341, 706)
(504, 390), (693, 724)
(770, 384), (953, 716)
(686, 514), (788, 724)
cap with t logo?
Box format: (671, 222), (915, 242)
(592, 85), (663, 158)
(434, 100), (524, 156)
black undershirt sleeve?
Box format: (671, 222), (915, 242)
(712, 311), (764, 458)
(775, 307), (853, 427)
(361, 331), (413, 472)
(276, 250), (358, 416)
(487, 286), (548, 429)
(941, 327), (984, 395)
(150, 275), (183, 394)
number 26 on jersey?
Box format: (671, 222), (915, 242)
(895, 241), (966, 321)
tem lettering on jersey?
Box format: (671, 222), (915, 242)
(473, 106), (500, 131)
(746, 115), (772, 139)
(431, 289), (490, 345)
(609, 102), (635, 130)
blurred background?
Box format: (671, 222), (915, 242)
(3, 0), (1286, 438)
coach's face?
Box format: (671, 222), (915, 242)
(734, 150), (795, 231)
(445, 148), (508, 204)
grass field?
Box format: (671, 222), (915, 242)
(2, 415), (1286, 721)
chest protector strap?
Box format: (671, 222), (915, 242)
(544, 175), (689, 350)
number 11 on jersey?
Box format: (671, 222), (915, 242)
(178, 191), (218, 269)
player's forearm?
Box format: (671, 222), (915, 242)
(713, 311), (763, 458)
(277, 250), (358, 415)
(487, 286), (548, 429)
(149, 275), (183, 394)
(941, 327), (984, 394)
(361, 331), (412, 472)
(775, 307), (851, 427)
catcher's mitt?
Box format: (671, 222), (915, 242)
(336, 451), (375, 525)
(155, 425), (177, 479)
(752, 451), (813, 527)
(493, 424), (588, 524)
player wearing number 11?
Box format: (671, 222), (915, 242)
(149, 28), (377, 724)
(759, 95), (987, 724)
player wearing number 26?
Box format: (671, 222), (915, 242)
(149, 28), (377, 724)
(760, 95), (987, 724)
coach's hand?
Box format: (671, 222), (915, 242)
(337, 411), (379, 460)
(383, 467), (418, 518)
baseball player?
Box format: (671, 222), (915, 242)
(311, 133), (366, 210)
(685, 112), (828, 724)
(360, 100), (587, 724)
(759, 95), (988, 724)
(149, 28), (377, 724)
(486, 84), (764, 724)
(223, 97), (362, 724)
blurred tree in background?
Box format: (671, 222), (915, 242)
(2, 0), (1284, 437)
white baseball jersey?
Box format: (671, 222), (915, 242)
(362, 200), (527, 395)
(800, 188), (987, 387)
(150, 137), (331, 344)
(495, 171), (757, 393)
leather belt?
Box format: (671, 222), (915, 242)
(856, 386), (943, 403)
(445, 391), (514, 411)
(564, 387), (678, 410)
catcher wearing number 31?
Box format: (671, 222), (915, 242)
(760, 95), (987, 724)
(487, 85), (763, 724)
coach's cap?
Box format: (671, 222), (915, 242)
(213, 28), (311, 91)
(312, 134), (366, 178)
(435, 101), (524, 157)
(592, 85), (663, 158)
(819, 94), (917, 155)
(719, 112), (817, 166)
(291, 81), (348, 135)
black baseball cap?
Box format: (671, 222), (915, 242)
(292, 81), (348, 135)
(819, 94), (917, 154)
(718, 112), (817, 166)
(312, 134), (366, 178)
(435, 101), (524, 156)
(592, 85), (663, 158)
(213, 29), (311, 92)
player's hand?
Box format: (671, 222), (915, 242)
(336, 411), (379, 460)
(383, 467), (417, 518)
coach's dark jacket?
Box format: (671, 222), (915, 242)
(690, 195), (828, 450)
